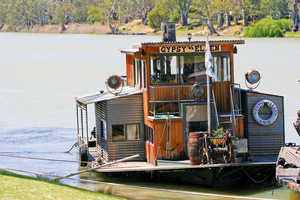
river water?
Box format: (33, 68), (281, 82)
(0, 32), (299, 199)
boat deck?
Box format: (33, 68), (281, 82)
(88, 148), (275, 173)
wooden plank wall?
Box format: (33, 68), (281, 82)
(244, 92), (284, 162)
(212, 81), (232, 112)
(152, 118), (184, 164)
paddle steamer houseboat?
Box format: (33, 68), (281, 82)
(75, 24), (285, 185)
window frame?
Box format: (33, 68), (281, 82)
(112, 123), (141, 142)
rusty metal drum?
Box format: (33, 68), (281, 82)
(188, 132), (202, 165)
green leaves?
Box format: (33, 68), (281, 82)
(244, 18), (292, 37)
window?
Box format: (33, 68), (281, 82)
(100, 119), (107, 140)
(212, 53), (231, 82)
(145, 125), (153, 144)
(150, 56), (179, 84)
(112, 124), (140, 142)
(150, 52), (231, 85)
(134, 59), (140, 88)
(141, 60), (146, 89)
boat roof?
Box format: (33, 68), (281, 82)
(133, 39), (245, 48)
(75, 86), (142, 105)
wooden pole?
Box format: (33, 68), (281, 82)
(54, 154), (140, 181)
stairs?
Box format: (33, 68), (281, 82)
(213, 84), (242, 136)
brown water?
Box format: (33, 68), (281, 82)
(0, 33), (299, 199)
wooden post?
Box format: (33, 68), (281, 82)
(54, 154), (140, 181)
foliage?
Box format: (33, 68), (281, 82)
(244, 18), (291, 37)
(261, 0), (289, 20)
(87, 5), (104, 24)
(0, 0), (296, 34)
(148, 0), (178, 29)
(210, 128), (226, 147)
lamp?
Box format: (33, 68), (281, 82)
(187, 33), (192, 42)
(245, 69), (261, 90)
(192, 83), (205, 98)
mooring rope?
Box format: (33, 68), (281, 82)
(243, 167), (275, 184)
(63, 142), (78, 153)
(0, 153), (90, 164)
(0, 166), (273, 200)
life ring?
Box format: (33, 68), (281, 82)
(253, 99), (278, 126)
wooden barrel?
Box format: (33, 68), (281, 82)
(187, 132), (202, 165)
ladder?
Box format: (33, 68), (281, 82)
(214, 84), (241, 136)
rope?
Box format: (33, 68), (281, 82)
(0, 153), (91, 164)
(63, 142), (78, 153)
(0, 166), (273, 200)
(243, 167), (274, 184)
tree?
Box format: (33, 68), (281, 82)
(5, 0), (24, 31)
(237, 0), (262, 30)
(175, 0), (192, 26)
(148, 0), (178, 30)
(135, 0), (155, 25)
(192, 0), (219, 35)
(72, 0), (89, 23)
(261, 0), (289, 20)
(55, 1), (73, 32)
(292, 0), (299, 31)
(0, 0), (8, 30)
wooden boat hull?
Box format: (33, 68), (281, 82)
(93, 160), (275, 186)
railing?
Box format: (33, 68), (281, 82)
(229, 83), (241, 137)
(149, 85), (207, 116)
(212, 87), (219, 127)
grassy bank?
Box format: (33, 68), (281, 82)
(0, 170), (124, 200)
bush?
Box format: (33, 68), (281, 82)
(244, 18), (292, 37)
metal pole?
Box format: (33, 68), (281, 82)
(207, 76), (211, 133)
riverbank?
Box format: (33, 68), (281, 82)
(1, 20), (299, 37)
(2, 20), (298, 37)
(0, 170), (123, 200)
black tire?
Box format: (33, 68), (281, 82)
(79, 145), (88, 167)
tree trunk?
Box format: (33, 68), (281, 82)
(217, 12), (224, 28)
(241, 8), (248, 31)
(292, 0), (299, 32)
(142, 9), (148, 25)
(225, 10), (231, 28)
(61, 23), (66, 32)
(234, 16), (239, 25)
(205, 3), (219, 35)
(181, 9), (189, 26)
(0, 24), (3, 31)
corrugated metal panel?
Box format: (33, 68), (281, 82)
(95, 93), (145, 162)
(107, 94), (144, 124)
(95, 101), (108, 161)
(245, 92), (284, 162)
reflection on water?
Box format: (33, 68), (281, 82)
(0, 33), (299, 199)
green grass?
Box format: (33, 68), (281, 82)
(285, 31), (300, 37)
(0, 170), (124, 200)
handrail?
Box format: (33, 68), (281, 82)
(212, 87), (219, 127)
(229, 84), (236, 137)
(149, 84), (207, 115)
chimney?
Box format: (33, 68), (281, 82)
(161, 22), (176, 42)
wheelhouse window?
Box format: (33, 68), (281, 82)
(112, 124), (140, 142)
(134, 59), (146, 89)
(150, 52), (231, 85)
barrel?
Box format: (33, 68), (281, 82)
(187, 132), (202, 165)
